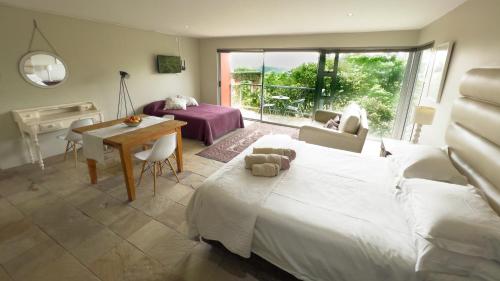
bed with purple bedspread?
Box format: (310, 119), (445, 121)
(143, 101), (244, 145)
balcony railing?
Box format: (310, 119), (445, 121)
(230, 83), (316, 117)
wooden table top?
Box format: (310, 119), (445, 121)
(73, 115), (187, 146)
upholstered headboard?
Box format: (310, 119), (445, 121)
(446, 68), (500, 213)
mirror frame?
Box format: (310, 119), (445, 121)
(19, 51), (69, 89)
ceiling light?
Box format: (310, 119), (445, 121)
(184, 25), (189, 29)
(347, 12), (353, 17)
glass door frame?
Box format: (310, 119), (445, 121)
(314, 51), (340, 113)
(392, 51), (421, 139)
(217, 43), (433, 135)
(217, 50), (266, 122)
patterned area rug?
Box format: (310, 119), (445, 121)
(196, 122), (299, 163)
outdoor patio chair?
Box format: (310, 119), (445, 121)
(286, 99), (305, 117)
(262, 103), (276, 114)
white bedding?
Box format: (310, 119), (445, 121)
(186, 135), (418, 281)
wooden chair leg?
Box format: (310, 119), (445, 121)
(166, 158), (180, 183)
(148, 164), (154, 176)
(72, 142), (78, 168)
(153, 161), (157, 196)
(137, 161), (147, 186)
(63, 141), (70, 161)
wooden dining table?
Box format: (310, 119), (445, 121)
(73, 115), (187, 201)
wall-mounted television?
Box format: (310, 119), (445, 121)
(156, 55), (182, 73)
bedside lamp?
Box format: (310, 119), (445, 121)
(411, 106), (435, 144)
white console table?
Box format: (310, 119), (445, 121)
(12, 102), (103, 170)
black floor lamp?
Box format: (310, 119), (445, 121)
(116, 71), (136, 118)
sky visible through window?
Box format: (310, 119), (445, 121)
(229, 51), (408, 73)
(229, 52), (319, 72)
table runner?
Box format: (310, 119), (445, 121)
(83, 116), (166, 162)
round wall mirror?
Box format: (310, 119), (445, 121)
(19, 51), (68, 88)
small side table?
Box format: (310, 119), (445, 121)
(380, 138), (412, 157)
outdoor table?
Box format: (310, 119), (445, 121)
(271, 95), (290, 101)
(270, 95), (290, 114)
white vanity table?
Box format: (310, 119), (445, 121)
(12, 101), (103, 169)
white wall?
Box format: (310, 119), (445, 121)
(418, 0), (500, 145)
(199, 31), (420, 104)
(0, 5), (200, 169)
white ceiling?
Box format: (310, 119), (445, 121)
(0, 0), (466, 38)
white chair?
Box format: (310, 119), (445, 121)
(57, 118), (94, 167)
(162, 114), (175, 120)
(134, 132), (179, 195)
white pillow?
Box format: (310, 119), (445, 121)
(338, 103), (361, 134)
(164, 97), (186, 110)
(415, 237), (500, 280)
(400, 178), (500, 263)
(389, 145), (467, 185)
(176, 95), (199, 107)
(426, 272), (496, 281)
(397, 181), (500, 280)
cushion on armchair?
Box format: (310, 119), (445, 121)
(324, 115), (340, 129)
(339, 103), (361, 134)
(333, 115), (340, 126)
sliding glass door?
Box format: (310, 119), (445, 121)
(219, 48), (423, 139)
(219, 51), (318, 126)
(261, 52), (319, 126)
(219, 52), (264, 120)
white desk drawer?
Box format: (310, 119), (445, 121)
(39, 122), (63, 133)
(22, 111), (39, 120)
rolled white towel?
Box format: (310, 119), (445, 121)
(251, 163), (280, 177)
(244, 154), (290, 170)
(252, 147), (296, 160)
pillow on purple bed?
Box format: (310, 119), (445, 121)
(164, 97), (187, 110)
(176, 95), (199, 107)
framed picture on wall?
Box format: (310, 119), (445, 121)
(425, 41), (454, 103)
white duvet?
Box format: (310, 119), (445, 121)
(186, 135), (418, 281)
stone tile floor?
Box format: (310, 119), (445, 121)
(0, 128), (300, 281)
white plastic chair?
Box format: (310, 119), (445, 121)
(134, 132), (179, 195)
(162, 114), (175, 120)
(57, 118), (94, 167)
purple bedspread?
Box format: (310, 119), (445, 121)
(143, 101), (244, 145)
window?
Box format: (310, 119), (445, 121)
(317, 51), (411, 138)
(219, 47), (428, 139)
(401, 48), (434, 141)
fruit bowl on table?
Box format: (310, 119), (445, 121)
(124, 115), (142, 127)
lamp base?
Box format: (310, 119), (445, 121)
(411, 123), (423, 144)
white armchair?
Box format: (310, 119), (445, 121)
(299, 108), (369, 153)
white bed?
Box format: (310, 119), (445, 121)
(186, 68), (500, 281)
(187, 135), (417, 281)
